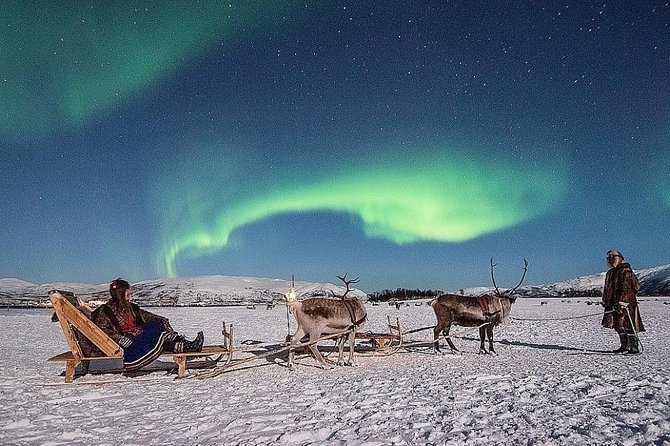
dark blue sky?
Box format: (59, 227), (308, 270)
(1, 2), (668, 292)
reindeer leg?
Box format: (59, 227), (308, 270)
(433, 325), (443, 354)
(308, 331), (332, 369)
(336, 332), (354, 366)
(487, 325), (496, 355)
(336, 334), (347, 366)
(444, 325), (460, 354)
(325, 335), (344, 366)
(478, 326), (488, 354)
(288, 326), (306, 369)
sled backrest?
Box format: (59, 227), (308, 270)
(387, 315), (402, 339)
(49, 290), (122, 359)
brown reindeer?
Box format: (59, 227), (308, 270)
(430, 259), (527, 355)
(287, 274), (367, 368)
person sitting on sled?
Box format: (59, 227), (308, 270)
(91, 278), (204, 371)
(601, 250), (644, 355)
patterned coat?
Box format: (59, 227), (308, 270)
(601, 262), (645, 333)
(81, 299), (173, 357)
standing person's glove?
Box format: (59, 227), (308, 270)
(118, 336), (133, 348)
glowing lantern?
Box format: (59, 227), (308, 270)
(285, 275), (297, 303)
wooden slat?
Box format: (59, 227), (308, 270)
(50, 294), (84, 359)
(48, 351), (121, 362)
(50, 292), (122, 358)
(47, 351), (76, 362)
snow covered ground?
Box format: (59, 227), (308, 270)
(1, 297), (669, 445)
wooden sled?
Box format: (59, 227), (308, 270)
(292, 316), (404, 357)
(354, 315), (403, 355)
(197, 318), (404, 380)
(47, 290), (235, 383)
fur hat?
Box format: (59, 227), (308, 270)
(109, 278), (131, 299)
(607, 249), (624, 260)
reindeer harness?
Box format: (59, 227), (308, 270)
(341, 298), (366, 328)
(478, 296), (502, 321)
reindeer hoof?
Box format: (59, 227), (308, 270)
(478, 349), (488, 355)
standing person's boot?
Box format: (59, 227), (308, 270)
(624, 335), (640, 355)
(611, 333), (628, 353)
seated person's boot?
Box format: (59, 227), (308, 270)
(183, 332), (204, 353)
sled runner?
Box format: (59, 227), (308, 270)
(47, 290), (235, 383)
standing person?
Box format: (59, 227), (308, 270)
(601, 250), (645, 354)
(91, 278), (204, 371)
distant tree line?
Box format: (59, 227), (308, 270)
(561, 288), (601, 298)
(368, 288), (444, 302)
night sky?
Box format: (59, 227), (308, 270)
(2, 2), (668, 292)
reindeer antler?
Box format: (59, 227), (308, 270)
(490, 258), (501, 296)
(337, 273), (360, 299)
(505, 259), (528, 296)
(491, 258), (528, 296)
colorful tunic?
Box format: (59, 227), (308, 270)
(91, 299), (175, 371)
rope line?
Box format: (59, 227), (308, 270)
(623, 306), (644, 354)
(511, 309), (614, 322)
(511, 308), (644, 353)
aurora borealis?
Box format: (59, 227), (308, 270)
(2, 2), (668, 291)
(0, 2), (293, 139)
(153, 147), (568, 277)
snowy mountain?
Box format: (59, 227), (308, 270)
(0, 275), (367, 307)
(510, 263), (670, 298)
(433, 264), (670, 299)
(636, 264), (670, 296)
(1, 264), (668, 307)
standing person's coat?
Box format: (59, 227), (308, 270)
(601, 262), (644, 334)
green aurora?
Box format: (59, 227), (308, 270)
(0, 2), (297, 141)
(651, 147), (670, 208)
(154, 146), (568, 277)
(660, 176), (670, 208)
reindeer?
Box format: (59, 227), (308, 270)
(430, 259), (527, 355)
(287, 274), (367, 369)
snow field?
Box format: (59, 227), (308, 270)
(0, 298), (669, 445)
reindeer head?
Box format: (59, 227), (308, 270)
(490, 258), (528, 302)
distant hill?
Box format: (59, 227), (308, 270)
(459, 264), (670, 298)
(1, 264), (668, 308)
(0, 275), (367, 308)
